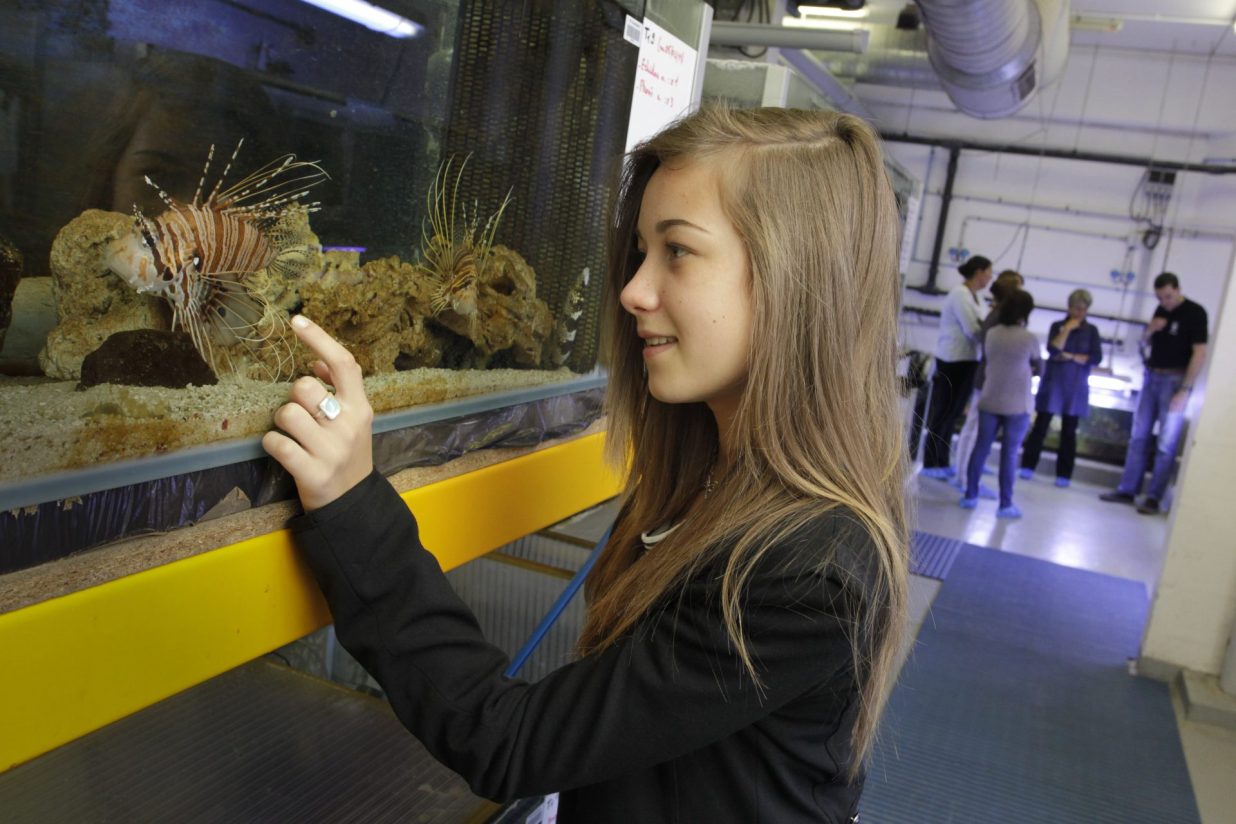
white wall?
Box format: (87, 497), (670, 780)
(891, 141), (1236, 389)
(868, 43), (1236, 678)
(1141, 252), (1236, 675)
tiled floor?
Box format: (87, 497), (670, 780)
(912, 465), (1236, 824)
(913, 465), (1169, 593)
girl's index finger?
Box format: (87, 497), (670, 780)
(289, 315), (365, 399)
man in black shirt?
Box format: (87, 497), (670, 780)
(1100, 272), (1208, 514)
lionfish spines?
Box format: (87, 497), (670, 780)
(107, 141), (329, 382)
(419, 155), (512, 320)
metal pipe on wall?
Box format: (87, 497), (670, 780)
(959, 214), (1133, 245)
(927, 191), (1236, 240)
(920, 145), (960, 294)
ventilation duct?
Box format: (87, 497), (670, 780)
(914, 0), (1069, 118)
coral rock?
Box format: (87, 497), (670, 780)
(430, 244), (552, 368)
(300, 255), (445, 374)
(0, 234), (22, 350)
(40, 210), (169, 379)
(79, 329), (218, 389)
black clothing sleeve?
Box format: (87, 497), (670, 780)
(1187, 301), (1209, 345)
(291, 470), (872, 822)
(1087, 322), (1103, 366)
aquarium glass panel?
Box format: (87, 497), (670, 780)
(0, 0), (644, 489)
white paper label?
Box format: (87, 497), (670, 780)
(623, 14), (643, 46)
(526, 792), (559, 824)
(624, 19), (698, 153)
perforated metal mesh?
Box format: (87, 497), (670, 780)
(443, 0), (642, 372)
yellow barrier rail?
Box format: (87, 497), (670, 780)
(0, 432), (622, 773)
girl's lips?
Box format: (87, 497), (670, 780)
(641, 336), (677, 359)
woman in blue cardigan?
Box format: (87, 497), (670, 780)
(1019, 289), (1104, 486)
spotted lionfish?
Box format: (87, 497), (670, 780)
(105, 140), (328, 380)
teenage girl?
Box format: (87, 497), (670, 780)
(263, 105), (910, 823)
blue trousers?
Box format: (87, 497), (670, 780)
(1117, 371), (1187, 501)
(967, 411), (1031, 509)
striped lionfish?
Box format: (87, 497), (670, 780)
(547, 265), (588, 368)
(419, 155), (512, 318)
(105, 140), (328, 381)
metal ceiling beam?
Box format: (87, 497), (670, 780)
(882, 133), (1236, 175)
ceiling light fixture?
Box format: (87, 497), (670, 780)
(782, 16), (864, 32)
(797, 5), (870, 19)
(1070, 15), (1123, 33)
(298, 0), (423, 38)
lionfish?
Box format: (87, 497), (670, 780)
(419, 155), (511, 318)
(106, 140), (328, 381)
(548, 265), (588, 368)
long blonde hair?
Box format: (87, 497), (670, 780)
(581, 105), (910, 772)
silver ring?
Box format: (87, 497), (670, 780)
(315, 394), (342, 421)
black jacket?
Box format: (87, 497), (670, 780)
(292, 470), (876, 823)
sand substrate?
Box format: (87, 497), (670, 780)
(0, 367), (578, 482)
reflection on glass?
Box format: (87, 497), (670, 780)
(0, 0), (636, 483)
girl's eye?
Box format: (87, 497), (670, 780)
(667, 244), (688, 260)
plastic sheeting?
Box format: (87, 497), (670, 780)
(0, 386), (604, 575)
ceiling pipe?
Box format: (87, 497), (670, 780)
(797, 1), (1073, 118)
(914, 0), (1070, 119)
(778, 48), (877, 120)
(821, 50), (941, 88)
(709, 21), (870, 53)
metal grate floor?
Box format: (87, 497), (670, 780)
(909, 530), (965, 580)
(0, 660), (494, 824)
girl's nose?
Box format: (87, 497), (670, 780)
(620, 261), (659, 315)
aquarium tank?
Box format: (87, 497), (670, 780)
(0, 0), (662, 569)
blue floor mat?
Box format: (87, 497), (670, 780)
(861, 545), (1200, 824)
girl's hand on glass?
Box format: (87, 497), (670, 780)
(262, 316), (375, 512)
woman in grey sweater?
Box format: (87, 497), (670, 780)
(961, 289), (1041, 518)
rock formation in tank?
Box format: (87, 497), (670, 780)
(40, 210), (169, 380)
(78, 329), (218, 390)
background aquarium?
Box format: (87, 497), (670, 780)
(0, 0), (659, 569)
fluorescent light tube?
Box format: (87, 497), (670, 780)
(299, 0), (423, 38)
(797, 5), (870, 18)
(1070, 15), (1123, 33)
(781, 16), (864, 31)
